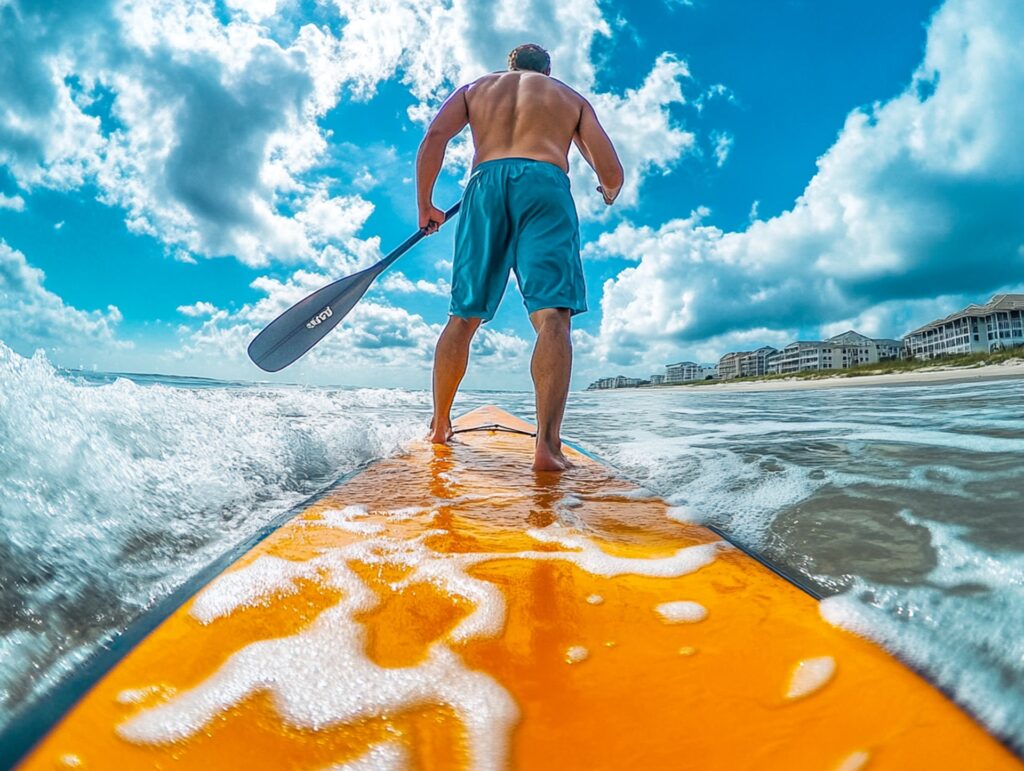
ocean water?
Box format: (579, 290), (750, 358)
(1, 343), (1021, 752)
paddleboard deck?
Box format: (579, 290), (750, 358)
(12, 406), (1019, 769)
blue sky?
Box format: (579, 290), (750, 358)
(1, 0), (1022, 389)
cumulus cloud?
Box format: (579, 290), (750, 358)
(0, 1), (416, 267)
(379, 271), (451, 297)
(472, 327), (530, 362)
(0, 193), (25, 211)
(176, 301), (220, 317)
(0, 241), (125, 354)
(575, 54), (694, 215)
(590, 0), (1024, 367)
(710, 131), (732, 167)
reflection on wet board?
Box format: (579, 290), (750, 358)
(13, 407), (1020, 770)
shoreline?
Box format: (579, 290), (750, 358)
(612, 362), (1024, 394)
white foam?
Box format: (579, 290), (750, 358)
(318, 505), (385, 534)
(324, 741), (408, 771)
(116, 685), (167, 705)
(655, 601), (708, 623)
(833, 750), (870, 771)
(119, 557), (518, 771)
(190, 556), (316, 624)
(666, 505), (707, 524)
(524, 526), (722, 578)
(401, 548), (508, 643)
(386, 506), (429, 520)
(784, 656), (835, 700)
(585, 594), (604, 605)
(565, 646), (589, 664)
(123, 507), (723, 767)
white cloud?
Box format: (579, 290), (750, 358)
(0, 2), (382, 267)
(177, 301), (220, 318)
(379, 272), (418, 294)
(0, 193), (25, 211)
(590, 0), (1024, 367)
(472, 327), (530, 362)
(224, 0), (281, 22)
(575, 54), (695, 217)
(379, 271), (450, 297)
(711, 131), (733, 167)
(0, 240), (125, 354)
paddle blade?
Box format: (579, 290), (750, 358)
(247, 265), (382, 372)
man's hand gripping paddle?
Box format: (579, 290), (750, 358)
(247, 202), (461, 372)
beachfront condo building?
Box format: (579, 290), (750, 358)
(698, 364), (719, 380)
(720, 347), (779, 379)
(586, 375), (648, 390)
(666, 361), (701, 383)
(903, 294), (1024, 359)
(740, 346), (780, 377)
(775, 341), (837, 374)
(771, 331), (902, 374)
(650, 374), (666, 385)
(826, 331), (903, 367)
(717, 351), (747, 380)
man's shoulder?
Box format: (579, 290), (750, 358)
(465, 72), (505, 88)
(463, 72), (586, 101)
(548, 77), (588, 104)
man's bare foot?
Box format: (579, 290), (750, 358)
(427, 416), (453, 445)
(533, 440), (571, 472)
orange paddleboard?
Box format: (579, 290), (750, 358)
(10, 406), (1019, 770)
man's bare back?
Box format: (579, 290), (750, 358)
(464, 71), (583, 172)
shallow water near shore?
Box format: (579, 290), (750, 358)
(1, 344), (1021, 752)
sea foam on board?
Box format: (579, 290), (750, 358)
(655, 601), (708, 623)
(120, 506), (722, 768)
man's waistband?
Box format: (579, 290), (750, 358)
(471, 156), (568, 176)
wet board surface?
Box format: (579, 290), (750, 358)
(17, 407), (1020, 770)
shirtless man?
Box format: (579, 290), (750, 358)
(416, 43), (623, 471)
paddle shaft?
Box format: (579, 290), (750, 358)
(378, 201), (462, 272)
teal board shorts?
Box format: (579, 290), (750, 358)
(450, 157), (586, 322)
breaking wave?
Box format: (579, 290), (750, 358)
(0, 343), (429, 724)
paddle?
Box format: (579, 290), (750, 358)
(247, 202), (461, 372)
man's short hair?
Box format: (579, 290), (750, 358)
(508, 43), (550, 74)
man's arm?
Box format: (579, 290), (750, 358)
(416, 85), (470, 233)
(573, 100), (624, 205)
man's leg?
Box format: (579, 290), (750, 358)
(429, 315), (482, 444)
(529, 308), (572, 471)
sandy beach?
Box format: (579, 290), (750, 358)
(658, 360), (1024, 393)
